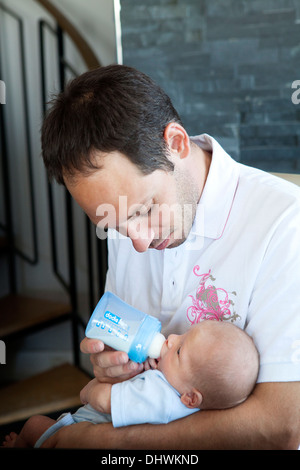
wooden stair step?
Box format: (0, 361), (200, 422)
(0, 363), (90, 425)
(0, 294), (71, 338)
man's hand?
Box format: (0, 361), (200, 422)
(80, 338), (144, 384)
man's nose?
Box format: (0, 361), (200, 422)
(127, 220), (155, 253)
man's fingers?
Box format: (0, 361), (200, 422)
(93, 360), (144, 383)
(80, 337), (105, 354)
(90, 348), (129, 368)
(80, 336), (144, 383)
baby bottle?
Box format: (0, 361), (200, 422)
(85, 291), (165, 363)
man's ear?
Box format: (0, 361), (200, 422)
(164, 122), (190, 161)
(180, 389), (203, 409)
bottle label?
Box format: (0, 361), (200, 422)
(104, 311), (121, 325)
(88, 309), (138, 352)
(93, 310), (129, 342)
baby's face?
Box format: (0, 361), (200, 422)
(157, 326), (200, 395)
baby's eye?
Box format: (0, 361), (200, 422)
(177, 347), (181, 356)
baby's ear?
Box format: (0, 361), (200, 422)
(180, 389), (202, 409)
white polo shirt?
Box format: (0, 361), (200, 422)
(105, 134), (300, 384)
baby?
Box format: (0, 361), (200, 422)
(2, 320), (259, 448)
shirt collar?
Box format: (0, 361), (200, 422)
(190, 134), (240, 240)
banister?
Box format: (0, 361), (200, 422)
(34, 0), (101, 70)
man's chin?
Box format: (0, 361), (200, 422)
(150, 229), (189, 250)
(167, 237), (187, 249)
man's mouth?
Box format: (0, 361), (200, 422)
(151, 232), (174, 250)
(154, 237), (170, 250)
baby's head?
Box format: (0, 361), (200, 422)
(157, 321), (259, 410)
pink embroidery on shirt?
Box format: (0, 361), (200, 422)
(187, 265), (240, 324)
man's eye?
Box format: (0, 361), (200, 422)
(133, 206), (152, 218)
(142, 206), (152, 217)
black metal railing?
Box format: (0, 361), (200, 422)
(0, 2), (38, 272)
(0, 1), (107, 368)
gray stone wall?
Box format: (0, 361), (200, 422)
(120, 0), (300, 172)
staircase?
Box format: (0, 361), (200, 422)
(0, 0), (107, 428)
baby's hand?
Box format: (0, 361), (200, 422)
(143, 357), (159, 371)
(80, 378), (112, 414)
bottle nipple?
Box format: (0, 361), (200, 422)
(148, 332), (166, 359)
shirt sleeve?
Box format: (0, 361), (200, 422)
(245, 198), (300, 383)
(111, 370), (198, 427)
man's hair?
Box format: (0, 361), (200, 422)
(41, 64), (182, 184)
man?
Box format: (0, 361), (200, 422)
(41, 65), (300, 449)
